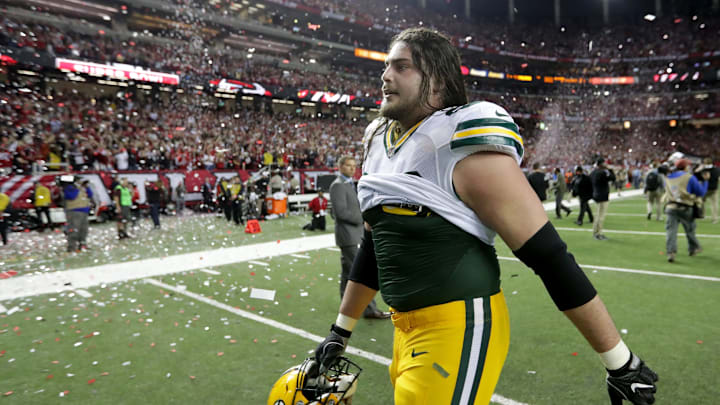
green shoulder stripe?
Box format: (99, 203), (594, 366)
(455, 118), (519, 134)
(450, 135), (524, 158)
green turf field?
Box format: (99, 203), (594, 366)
(1, 197), (718, 404)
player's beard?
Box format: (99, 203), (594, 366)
(379, 94), (423, 122)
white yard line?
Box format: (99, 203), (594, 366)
(498, 257), (720, 282)
(4, 225), (718, 302)
(555, 227), (720, 238)
(144, 279), (391, 366)
(0, 234), (335, 301)
(143, 279), (528, 405)
(541, 189), (644, 211)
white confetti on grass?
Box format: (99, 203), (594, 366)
(249, 288), (276, 301)
(75, 289), (92, 298)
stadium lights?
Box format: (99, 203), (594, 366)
(644, 14), (656, 22)
(623, 121), (631, 129)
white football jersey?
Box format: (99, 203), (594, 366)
(357, 101), (524, 245)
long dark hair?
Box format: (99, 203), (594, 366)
(389, 27), (468, 111)
(363, 28), (468, 164)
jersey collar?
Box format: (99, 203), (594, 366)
(383, 118), (426, 158)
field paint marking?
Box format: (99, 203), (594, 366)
(143, 278), (527, 405)
(290, 254), (311, 259)
(200, 269), (221, 275)
(0, 303), (6, 313)
(498, 257), (720, 282)
(143, 279), (391, 365)
(556, 227), (720, 238)
(325, 247), (341, 252)
(0, 234), (336, 301)
(248, 260), (270, 266)
(4, 225), (719, 303)
(541, 189), (643, 212)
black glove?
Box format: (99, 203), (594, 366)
(606, 353), (658, 405)
(315, 324), (351, 374)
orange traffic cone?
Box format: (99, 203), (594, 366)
(244, 219), (262, 234)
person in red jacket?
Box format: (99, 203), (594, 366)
(303, 190), (328, 231)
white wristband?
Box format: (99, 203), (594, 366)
(599, 339), (631, 370)
(335, 313), (358, 332)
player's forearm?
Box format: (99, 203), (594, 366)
(339, 281), (378, 320)
(563, 295), (621, 353)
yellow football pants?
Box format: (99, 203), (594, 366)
(389, 291), (510, 405)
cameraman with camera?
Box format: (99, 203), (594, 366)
(61, 175), (93, 252)
(663, 157), (709, 263)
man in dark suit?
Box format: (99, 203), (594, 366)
(572, 166), (594, 226)
(590, 159), (616, 240)
(527, 162), (549, 201)
(330, 156), (389, 319)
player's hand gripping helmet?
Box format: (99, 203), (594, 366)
(267, 356), (361, 405)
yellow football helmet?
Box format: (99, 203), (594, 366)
(267, 357), (361, 405)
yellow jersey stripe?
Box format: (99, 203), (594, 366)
(452, 127), (523, 146)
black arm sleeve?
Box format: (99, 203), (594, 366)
(347, 228), (380, 291)
(513, 221), (597, 311)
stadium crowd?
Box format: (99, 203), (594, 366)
(2, 4), (718, 175)
(0, 16), (381, 97)
(0, 85), (367, 173)
(219, 0), (720, 59)
(2, 83), (717, 176)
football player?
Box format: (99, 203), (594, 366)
(314, 27), (658, 405)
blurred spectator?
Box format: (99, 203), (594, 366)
(146, 179), (165, 229)
(590, 159), (616, 240)
(303, 190), (328, 231)
(62, 175), (92, 252)
(0, 191), (9, 245)
(31, 181), (52, 231)
(701, 157), (719, 224)
(175, 180), (186, 216)
(527, 162), (549, 201)
(644, 164), (667, 221)
(551, 167), (572, 219)
(572, 165), (594, 226)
